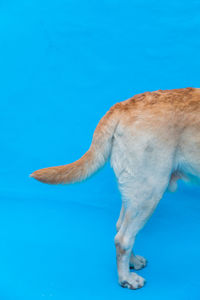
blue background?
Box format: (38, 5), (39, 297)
(1, 0), (200, 299)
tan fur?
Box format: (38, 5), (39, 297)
(30, 104), (120, 183)
(31, 87), (200, 185)
(30, 151), (93, 184)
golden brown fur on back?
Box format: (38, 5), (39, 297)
(117, 88), (200, 134)
(126, 87), (199, 106)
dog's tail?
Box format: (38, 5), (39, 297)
(30, 104), (120, 184)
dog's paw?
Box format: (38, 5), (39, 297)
(119, 273), (145, 290)
(130, 254), (147, 270)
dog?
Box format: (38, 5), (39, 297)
(30, 87), (200, 289)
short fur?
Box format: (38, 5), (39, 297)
(31, 87), (200, 289)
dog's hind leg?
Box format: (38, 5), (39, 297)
(129, 252), (147, 270)
(115, 172), (171, 290)
(116, 204), (125, 232)
(116, 204), (147, 270)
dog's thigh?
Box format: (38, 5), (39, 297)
(111, 124), (175, 192)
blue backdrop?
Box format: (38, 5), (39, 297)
(1, 0), (200, 299)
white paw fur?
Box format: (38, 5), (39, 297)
(130, 254), (147, 270)
(120, 273), (146, 290)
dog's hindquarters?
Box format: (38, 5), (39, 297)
(111, 119), (175, 289)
